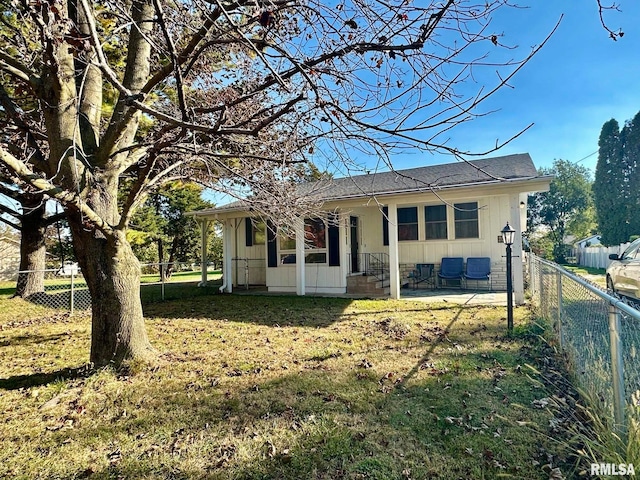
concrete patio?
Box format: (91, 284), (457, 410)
(228, 285), (509, 306)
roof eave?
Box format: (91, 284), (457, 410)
(190, 174), (554, 218)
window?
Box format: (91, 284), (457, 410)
(304, 218), (326, 249)
(621, 242), (640, 260)
(398, 207), (418, 241)
(425, 205), (447, 240)
(253, 222), (266, 245)
(454, 202), (479, 239)
(280, 236), (296, 251)
(304, 218), (327, 263)
(279, 218), (328, 264)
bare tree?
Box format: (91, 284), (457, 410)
(0, 183), (65, 298)
(0, 0), (551, 366)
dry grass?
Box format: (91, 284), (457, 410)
(0, 294), (577, 479)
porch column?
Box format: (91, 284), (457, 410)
(338, 212), (348, 291)
(387, 202), (400, 299)
(198, 218), (209, 287)
(295, 218), (306, 295)
(509, 193), (524, 304)
(222, 219), (233, 293)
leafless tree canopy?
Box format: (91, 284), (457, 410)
(0, 0), (557, 226)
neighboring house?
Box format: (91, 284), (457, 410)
(573, 234), (602, 249)
(0, 234), (20, 281)
(188, 153), (552, 304)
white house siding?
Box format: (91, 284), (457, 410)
(230, 218), (267, 286)
(0, 236), (20, 281)
(266, 263), (345, 294)
(347, 206), (386, 255)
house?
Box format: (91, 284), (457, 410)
(573, 234), (602, 249)
(0, 234), (20, 281)
(188, 153), (552, 304)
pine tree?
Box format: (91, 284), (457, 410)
(594, 118), (630, 245)
(621, 112), (640, 236)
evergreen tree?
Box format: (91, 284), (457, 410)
(621, 112), (640, 236)
(594, 113), (640, 245)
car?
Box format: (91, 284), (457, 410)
(606, 238), (640, 300)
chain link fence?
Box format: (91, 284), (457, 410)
(15, 268), (90, 313)
(527, 253), (640, 442)
(14, 262), (222, 313)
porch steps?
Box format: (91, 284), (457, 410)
(346, 273), (390, 296)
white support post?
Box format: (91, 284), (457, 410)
(387, 203), (400, 299)
(198, 218), (209, 287)
(509, 193), (525, 304)
(223, 219), (233, 293)
(295, 218), (306, 295)
(338, 212), (348, 291)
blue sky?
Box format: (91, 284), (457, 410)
(387, 1), (640, 176)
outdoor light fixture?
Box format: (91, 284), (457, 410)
(501, 222), (516, 246)
(501, 222), (516, 333)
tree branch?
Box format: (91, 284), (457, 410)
(0, 147), (114, 236)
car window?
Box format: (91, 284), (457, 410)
(621, 241), (640, 260)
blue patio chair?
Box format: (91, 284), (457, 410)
(464, 257), (491, 291)
(437, 257), (464, 288)
(408, 263), (435, 290)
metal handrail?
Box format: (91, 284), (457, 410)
(347, 252), (389, 283)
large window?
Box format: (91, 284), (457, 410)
(424, 205), (447, 240)
(304, 218), (327, 263)
(398, 207), (418, 241)
(279, 218), (327, 264)
(454, 202), (479, 239)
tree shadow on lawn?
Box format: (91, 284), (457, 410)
(0, 332), (74, 349)
(143, 293), (356, 328)
(141, 293), (483, 329)
(0, 364), (94, 390)
(56, 352), (560, 480)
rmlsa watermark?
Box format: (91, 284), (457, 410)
(591, 463), (635, 476)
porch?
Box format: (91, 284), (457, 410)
(224, 283), (509, 305)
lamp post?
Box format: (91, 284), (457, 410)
(501, 222), (516, 333)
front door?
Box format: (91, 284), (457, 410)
(350, 216), (359, 273)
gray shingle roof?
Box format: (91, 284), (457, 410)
(197, 153), (540, 214)
(300, 153), (537, 200)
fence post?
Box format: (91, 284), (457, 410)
(70, 270), (75, 316)
(161, 263), (165, 301)
(539, 261), (545, 317)
(556, 270), (563, 350)
(529, 253), (535, 297)
(608, 303), (626, 438)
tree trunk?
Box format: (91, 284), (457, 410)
(15, 200), (47, 298)
(166, 236), (180, 279)
(69, 216), (154, 367)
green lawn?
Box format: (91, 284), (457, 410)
(0, 271), (223, 311)
(562, 265), (607, 288)
(0, 294), (586, 479)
